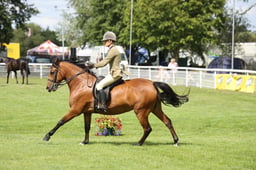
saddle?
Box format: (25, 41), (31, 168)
(93, 76), (124, 111)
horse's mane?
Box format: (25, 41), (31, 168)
(62, 61), (97, 78)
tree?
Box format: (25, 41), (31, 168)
(71, 0), (226, 64)
(120, 0), (226, 64)
(55, 10), (81, 47)
(69, 0), (127, 46)
(69, 0), (255, 66)
(0, 0), (38, 47)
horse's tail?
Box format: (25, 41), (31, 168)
(153, 81), (189, 107)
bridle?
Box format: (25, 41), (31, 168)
(47, 64), (86, 90)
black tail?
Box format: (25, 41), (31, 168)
(153, 81), (189, 107)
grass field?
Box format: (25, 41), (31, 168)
(0, 78), (255, 170)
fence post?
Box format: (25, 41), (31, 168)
(214, 71), (217, 89)
(186, 68), (189, 87)
(138, 67), (140, 78)
(40, 65), (43, 79)
(149, 67), (151, 80)
(199, 70), (202, 88)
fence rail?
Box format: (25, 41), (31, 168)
(1, 63), (256, 92)
(127, 65), (256, 91)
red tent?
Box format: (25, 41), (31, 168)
(27, 40), (68, 56)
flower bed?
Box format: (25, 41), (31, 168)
(95, 116), (122, 136)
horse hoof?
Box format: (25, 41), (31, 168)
(42, 134), (50, 141)
(79, 141), (89, 145)
(173, 143), (178, 147)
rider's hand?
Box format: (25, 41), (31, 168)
(85, 61), (95, 69)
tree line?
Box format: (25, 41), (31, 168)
(1, 0), (256, 66)
(67, 0), (256, 65)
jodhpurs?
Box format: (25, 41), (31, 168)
(96, 74), (122, 90)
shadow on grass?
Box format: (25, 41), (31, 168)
(86, 141), (195, 146)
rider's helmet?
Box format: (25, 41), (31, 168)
(102, 31), (116, 42)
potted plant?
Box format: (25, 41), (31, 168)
(95, 116), (122, 136)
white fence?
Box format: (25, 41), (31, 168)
(1, 63), (256, 92)
(0, 63), (52, 79)
(127, 65), (256, 90)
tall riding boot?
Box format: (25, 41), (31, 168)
(98, 89), (107, 112)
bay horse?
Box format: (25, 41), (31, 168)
(5, 58), (30, 84)
(43, 58), (189, 146)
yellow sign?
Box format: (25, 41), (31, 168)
(240, 76), (256, 93)
(216, 74), (256, 93)
(3, 43), (20, 59)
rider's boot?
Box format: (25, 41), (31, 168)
(98, 89), (107, 112)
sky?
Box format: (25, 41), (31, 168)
(27, 0), (256, 31)
(226, 0), (256, 31)
(28, 0), (72, 30)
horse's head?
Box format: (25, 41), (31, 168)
(0, 57), (6, 63)
(46, 58), (65, 92)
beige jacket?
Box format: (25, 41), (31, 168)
(94, 45), (122, 79)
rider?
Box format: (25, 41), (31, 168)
(87, 31), (123, 112)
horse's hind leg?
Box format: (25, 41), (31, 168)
(21, 69), (24, 84)
(6, 71), (10, 84)
(152, 105), (179, 146)
(135, 110), (152, 146)
(26, 70), (28, 84)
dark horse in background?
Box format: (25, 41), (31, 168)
(0, 57), (30, 84)
(43, 58), (189, 146)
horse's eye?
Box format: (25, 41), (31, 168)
(50, 71), (55, 75)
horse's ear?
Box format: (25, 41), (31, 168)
(53, 57), (60, 66)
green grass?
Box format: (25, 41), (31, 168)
(0, 78), (255, 170)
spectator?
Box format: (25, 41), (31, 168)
(168, 58), (178, 85)
(168, 58), (178, 73)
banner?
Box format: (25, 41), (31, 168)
(216, 74), (256, 93)
(3, 43), (20, 59)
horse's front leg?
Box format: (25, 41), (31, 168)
(43, 119), (64, 141)
(14, 71), (18, 84)
(43, 109), (81, 142)
(80, 113), (92, 145)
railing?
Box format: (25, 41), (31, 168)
(0, 63), (52, 79)
(1, 63), (256, 92)
(127, 65), (256, 89)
